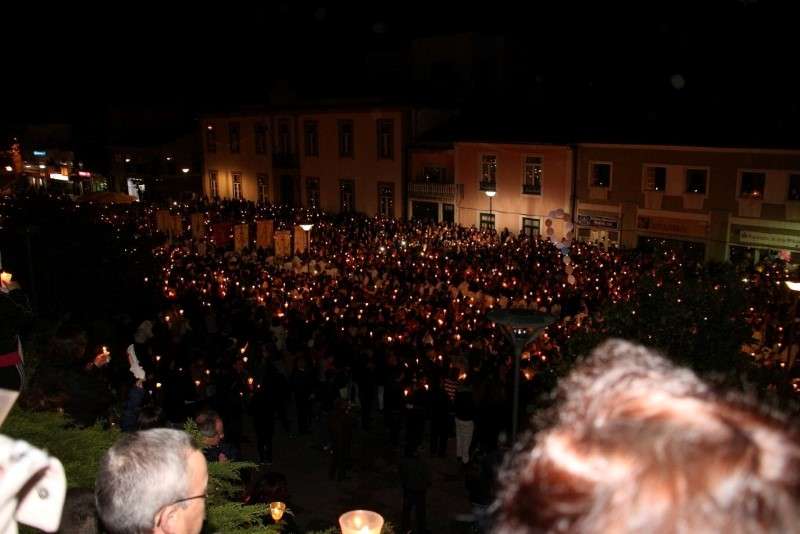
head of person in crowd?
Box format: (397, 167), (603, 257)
(197, 412), (224, 448)
(58, 488), (99, 534)
(494, 339), (800, 534)
(137, 405), (165, 430)
(95, 429), (207, 534)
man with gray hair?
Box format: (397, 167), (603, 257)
(95, 429), (208, 534)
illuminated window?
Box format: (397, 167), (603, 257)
(685, 168), (707, 194)
(480, 212), (496, 230)
(644, 166), (667, 191)
(591, 162), (612, 188)
(522, 217), (540, 236)
(523, 156), (543, 195)
(480, 155), (497, 188)
(423, 166), (446, 183)
(739, 171), (765, 199)
(232, 173), (242, 200)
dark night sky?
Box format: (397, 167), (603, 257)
(1, 1), (798, 157)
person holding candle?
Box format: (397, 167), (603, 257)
(0, 271), (31, 391)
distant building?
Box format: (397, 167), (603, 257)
(201, 103), (455, 217)
(4, 125), (107, 194)
(410, 141), (573, 239)
(109, 132), (202, 201)
(574, 143), (800, 262)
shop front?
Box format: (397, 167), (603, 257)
(636, 211), (709, 260)
(728, 218), (800, 264)
(575, 203), (621, 247)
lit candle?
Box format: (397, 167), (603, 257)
(269, 501), (286, 522)
(339, 510), (384, 534)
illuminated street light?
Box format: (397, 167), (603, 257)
(484, 189), (496, 217)
(4, 166), (11, 172)
(181, 168), (190, 174)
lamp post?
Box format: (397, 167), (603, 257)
(488, 309), (556, 441)
(484, 189), (496, 215)
(785, 281), (800, 370)
(299, 223), (313, 272)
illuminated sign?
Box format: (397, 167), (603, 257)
(33, 150), (47, 157)
(740, 230), (800, 251)
(78, 171), (91, 177)
(637, 216), (708, 238)
(49, 173), (69, 181)
(577, 213), (619, 229)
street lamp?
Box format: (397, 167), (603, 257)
(488, 309), (556, 441)
(785, 281), (800, 370)
(484, 189), (496, 216)
(181, 168), (190, 174)
(299, 223), (313, 271)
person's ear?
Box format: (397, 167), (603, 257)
(155, 504), (179, 534)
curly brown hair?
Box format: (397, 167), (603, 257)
(494, 339), (800, 534)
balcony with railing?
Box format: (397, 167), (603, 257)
(408, 181), (464, 200)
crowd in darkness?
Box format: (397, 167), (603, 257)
(5, 195), (800, 532)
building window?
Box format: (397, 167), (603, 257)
(685, 168), (707, 194)
(255, 123), (267, 154)
(277, 119), (290, 155)
(340, 179), (355, 213)
(522, 217), (540, 236)
(480, 213), (496, 230)
(306, 177), (320, 208)
(590, 162), (612, 188)
(740, 171), (766, 199)
(378, 182), (395, 218)
(232, 173), (242, 200)
(480, 155), (497, 189)
(229, 122), (240, 154)
(206, 128), (216, 153)
(339, 120), (354, 158)
(377, 119), (394, 159)
(523, 156), (543, 195)
(257, 174), (268, 204)
(644, 166), (667, 192)
(304, 121), (319, 157)
(423, 166), (446, 183)
(209, 170), (218, 197)
(789, 174), (800, 201)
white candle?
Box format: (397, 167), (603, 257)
(339, 510), (383, 534)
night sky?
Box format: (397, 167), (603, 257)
(1, 1), (798, 162)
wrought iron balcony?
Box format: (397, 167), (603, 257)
(479, 180), (496, 192)
(408, 181), (463, 200)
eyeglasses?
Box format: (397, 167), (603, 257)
(171, 493), (208, 506)
(155, 494), (208, 528)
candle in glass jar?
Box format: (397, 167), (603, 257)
(339, 510), (383, 534)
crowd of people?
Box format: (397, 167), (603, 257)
(4, 194), (800, 533)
